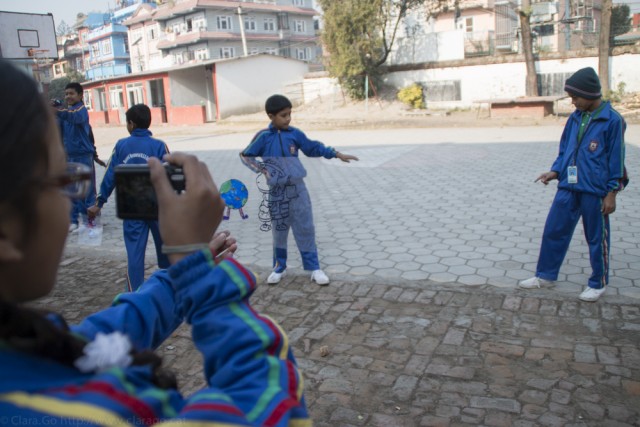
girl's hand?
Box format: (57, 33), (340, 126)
(337, 152), (359, 163)
(149, 153), (224, 264)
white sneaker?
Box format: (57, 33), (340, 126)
(68, 223), (79, 233)
(267, 270), (285, 285)
(579, 287), (606, 302)
(311, 269), (330, 286)
(518, 276), (552, 289)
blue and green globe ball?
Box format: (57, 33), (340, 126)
(220, 179), (248, 209)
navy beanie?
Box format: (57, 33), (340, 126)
(265, 94), (292, 115)
(564, 67), (601, 100)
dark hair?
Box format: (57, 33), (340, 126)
(0, 61), (175, 390)
(0, 60), (50, 229)
(65, 82), (83, 95)
(126, 104), (152, 129)
(265, 94), (292, 115)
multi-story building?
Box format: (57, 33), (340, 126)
(124, 0), (318, 72)
(85, 1), (156, 81)
(389, 0), (602, 65)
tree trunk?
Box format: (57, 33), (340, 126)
(519, 0), (539, 96)
(598, 0), (612, 95)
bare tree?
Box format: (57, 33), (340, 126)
(598, 0), (612, 95)
(519, 0), (539, 96)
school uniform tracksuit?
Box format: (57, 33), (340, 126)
(0, 252), (310, 426)
(537, 101), (627, 290)
(241, 124), (338, 273)
(96, 129), (170, 291)
(57, 101), (96, 225)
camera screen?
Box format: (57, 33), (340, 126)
(115, 169), (159, 220)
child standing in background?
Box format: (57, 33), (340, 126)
(240, 94), (359, 286)
(88, 104), (170, 292)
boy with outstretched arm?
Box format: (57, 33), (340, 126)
(240, 94), (359, 286)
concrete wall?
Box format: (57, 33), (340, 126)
(215, 55), (308, 119)
(382, 54), (640, 109)
(169, 67), (209, 106)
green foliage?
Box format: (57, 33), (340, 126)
(397, 83), (424, 109)
(611, 5), (631, 41)
(318, 0), (435, 100)
(48, 71), (86, 101)
(605, 81), (627, 103)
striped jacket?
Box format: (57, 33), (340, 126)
(0, 251), (310, 426)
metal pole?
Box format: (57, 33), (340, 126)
(237, 6), (248, 57)
(365, 74), (369, 113)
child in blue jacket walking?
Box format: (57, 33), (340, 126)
(88, 104), (170, 291)
(240, 94), (359, 286)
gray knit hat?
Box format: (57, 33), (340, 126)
(564, 67), (602, 100)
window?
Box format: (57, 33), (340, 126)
(293, 20), (306, 33)
(109, 85), (124, 109)
(264, 18), (276, 31)
(217, 16), (232, 30)
(464, 17), (473, 33)
(84, 91), (92, 111)
(101, 39), (112, 55)
(292, 0), (304, 5)
(296, 47), (309, 60)
(91, 44), (100, 57)
(220, 47), (235, 58)
(148, 27), (157, 40)
(75, 57), (83, 71)
(124, 36), (129, 53)
(195, 48), (209, 60)
(265, 47), (277, 55)
(245, 17), (257, 31)
(193, 18), (206, 31)
(126, 82), (144, 106)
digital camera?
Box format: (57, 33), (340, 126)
(114, 163), (185, 220)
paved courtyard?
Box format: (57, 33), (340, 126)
(49, 123), (640, 426)
(77, 125), (640, 300)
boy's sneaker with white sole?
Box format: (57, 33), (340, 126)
(579, 287), (606, 302)
(267, 270), (285, 285)
(519, 276), (552, 289)
(311, 269), (330, 286)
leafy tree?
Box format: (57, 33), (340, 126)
(610, 4), (631, 43)
(318, 0), (436, 99)
(48, 71), (86, 101)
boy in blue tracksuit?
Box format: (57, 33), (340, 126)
(56, 82), (96, 232)
(240, 94), (359, 286)
(520, 67), (628, 302)
(88, 104), (170, 292)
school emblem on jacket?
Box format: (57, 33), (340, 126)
(589, 140), (599, 152)
(289, 145), (297, 155)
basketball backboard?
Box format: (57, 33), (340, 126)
(0, 11), (57, 60)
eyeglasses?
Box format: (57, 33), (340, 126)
(41, 162), (93, 200)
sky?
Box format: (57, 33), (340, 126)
(0, 0), (115, 29)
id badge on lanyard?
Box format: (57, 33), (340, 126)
(568, 166), (578, 184)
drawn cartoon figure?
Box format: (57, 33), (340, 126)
(220, 179), (249, 220)
(255, 159), (297, 231)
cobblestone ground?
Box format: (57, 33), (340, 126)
(39, 251), (640, 427)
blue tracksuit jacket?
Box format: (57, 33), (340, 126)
(537, 101), (628, 289)
(57, 101), (94, 156)
(240, 124), (337, 272)
(0, 252), (310, 426)
(96, 128), (170, 291)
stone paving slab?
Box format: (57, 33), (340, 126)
(40, 253), (640, 426)
(79, 126), (640, 300)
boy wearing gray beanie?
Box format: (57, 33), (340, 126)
(520, 67), (629, 302)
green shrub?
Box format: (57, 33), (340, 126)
(397, 83), (424, 109)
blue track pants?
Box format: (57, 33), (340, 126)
(536, 189), (610, 289)
(270, 181), (320, 273)
(124, 219), (169, 291)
